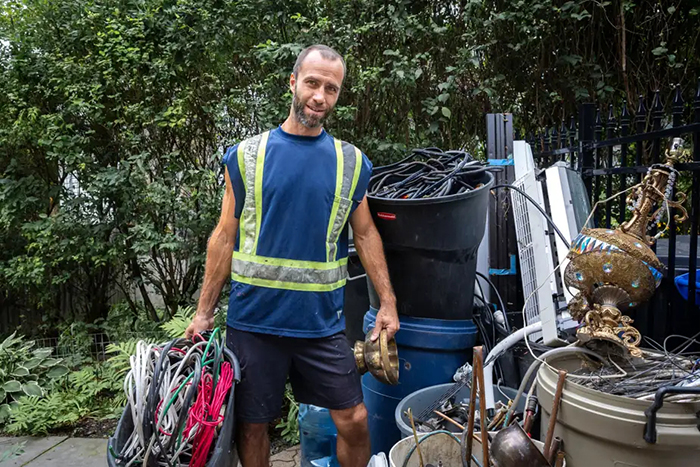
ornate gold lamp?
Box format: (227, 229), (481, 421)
(565, 139), (688, 357)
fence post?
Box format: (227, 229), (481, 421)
(579, 103), (596, 201)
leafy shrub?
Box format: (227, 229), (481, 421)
(0, 332), (69, 424)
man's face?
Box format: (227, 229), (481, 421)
(290, 51), (344, 129)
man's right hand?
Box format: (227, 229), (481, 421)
(185, 313), (215, 339)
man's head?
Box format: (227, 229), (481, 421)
(289, 45), (345, 129)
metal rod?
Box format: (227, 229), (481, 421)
(408, 408), (425, 467)
(547, 437), (562, 466)
(464, 347), (480, 467)
(433, 410), (465, 431)
(544, 370), (567, 460)
(475, 346), (489, 467)
(555, 451), (566, 467)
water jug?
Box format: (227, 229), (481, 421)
(298, 404), (339, 467)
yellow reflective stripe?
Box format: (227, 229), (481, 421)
(236, 141), (247, 245)
(232, 273), (347, 292)
(252, 131), (270, 255)
(326, 138), (344, 261)
(333, 147), (364, 260)
(233, 251), (347, 270)
(349, 147), (363, 200)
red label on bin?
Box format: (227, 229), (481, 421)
(377, 212), (397, 220)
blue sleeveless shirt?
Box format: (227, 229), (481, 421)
(222, 126), (372, 337)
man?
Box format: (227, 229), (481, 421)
(185, 44), (399, 467)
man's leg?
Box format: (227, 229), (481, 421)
(330, 403), (371, 467)
(236, 422), (270, 467)
(289, 331), (369, 467)
(226, 327), (291, 467)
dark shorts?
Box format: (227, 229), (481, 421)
(226, 326), (363, 423)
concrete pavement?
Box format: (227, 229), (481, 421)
(0, 437), (300, 466)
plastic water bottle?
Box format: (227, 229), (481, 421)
(298, 404), (340, 467)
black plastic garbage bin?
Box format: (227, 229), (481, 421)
(367, 171), (493, 320)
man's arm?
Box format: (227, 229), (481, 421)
(350, 196), (399, 340)
(185, 167), (239, 338)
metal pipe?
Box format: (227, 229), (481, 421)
(476, 347), (490, 467)
(544, 370), (567, 460)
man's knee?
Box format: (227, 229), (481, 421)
(331, 403), (368, 435)
(238, 422), (269, 441)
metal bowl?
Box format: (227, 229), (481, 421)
(489, 423), (550, 467)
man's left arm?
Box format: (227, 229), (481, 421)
(350, 196), (399, 341)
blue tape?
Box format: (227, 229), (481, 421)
(488, 159), (514, 166)
(489, 255), (517, 276)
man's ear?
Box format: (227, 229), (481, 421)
(289, 73), (296, 94)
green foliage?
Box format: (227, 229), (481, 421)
(160, 306), (197, 339)
(275, 383), (300, 445)
(0, 441), (26, 462)
(4, 362), (123, 435)
(0, 332), (69, 423)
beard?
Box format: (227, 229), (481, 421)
(292, 90), (332, 129)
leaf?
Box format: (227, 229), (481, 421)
(0, 404), (10, 421)
(0, 388), (5, 402)
(441, 107), (452, 118)
(414, 69), (423, 79)
(667, 6), (676, 14)
(47, 365), (70, 379)
(651, 46), (668, 56)
(437, 93), (450, 103)
(3, 381), (21, 393)
(32, 349), (53, 359)
(12, 367), (29, 377)
(40, 358), (60, 368)
(396, 70), (404, 79)
(0, 332), (17, 350)
(23, 358), (43, 370)
(21, 382), (43, 397)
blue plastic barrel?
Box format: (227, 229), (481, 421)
(362, 308), (477, 455)
(298, 404), (339, 467)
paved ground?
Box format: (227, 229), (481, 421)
(0, 436), (300, 466)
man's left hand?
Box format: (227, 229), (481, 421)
(371, 303), (400, 341)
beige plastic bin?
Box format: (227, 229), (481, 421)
(537, 355), (700, 467)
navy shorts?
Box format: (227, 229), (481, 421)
(226, 327), (363, 423)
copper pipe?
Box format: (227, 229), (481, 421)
(544, 370), (567, 460)
(547, 437), (562, 466)
(433, 410), (465, 431)
(464, 346), (481, 467)
(475, 347), (489, 467)
(523, 411), (535, 434)
(555, 450), (566, 467)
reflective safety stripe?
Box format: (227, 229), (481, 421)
(232, 274), (346, 292)
(232, 132), (361, 291)
(238, 132), (269, 255)
(326, 141), (362, 261)
(232, 252), (348, 290)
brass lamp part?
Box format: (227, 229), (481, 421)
(353, 329), (399, 385)
(565, 140), (688, 358)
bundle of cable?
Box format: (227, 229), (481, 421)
(107, 329), (240, 467)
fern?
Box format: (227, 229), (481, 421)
(160, 306), (196, 339)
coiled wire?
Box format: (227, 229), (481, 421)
(369, 147), (489, 199)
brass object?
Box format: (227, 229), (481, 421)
(353, 328), (399, 385)
(490, 423), (550, 467)
(565, 139), (688, 357)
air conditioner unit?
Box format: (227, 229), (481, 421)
(510, 142), (590, 345)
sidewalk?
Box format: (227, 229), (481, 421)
(0, 436), (300, 466)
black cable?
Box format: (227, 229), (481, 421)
(475, 271), (511, 334)
(474, 294), (496, 350)
(490, 184), (572, 249)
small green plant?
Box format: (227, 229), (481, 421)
(0, 332), (69, 424)
(160, 306), (197, 339)
(275, 383), (300, 444)
(0, 441), (26, 462)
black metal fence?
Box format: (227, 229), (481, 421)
(527, 82), (700, 345)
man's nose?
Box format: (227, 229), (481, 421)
(312, 91), (325, 104)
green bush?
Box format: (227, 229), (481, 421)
(0, 332), (70, 424)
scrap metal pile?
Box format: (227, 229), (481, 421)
(569, 335), (700, 402)
(108, 330), (239, 467)
(368, 148), (488, 199)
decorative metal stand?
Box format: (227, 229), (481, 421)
(565, 139), (688, 357)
